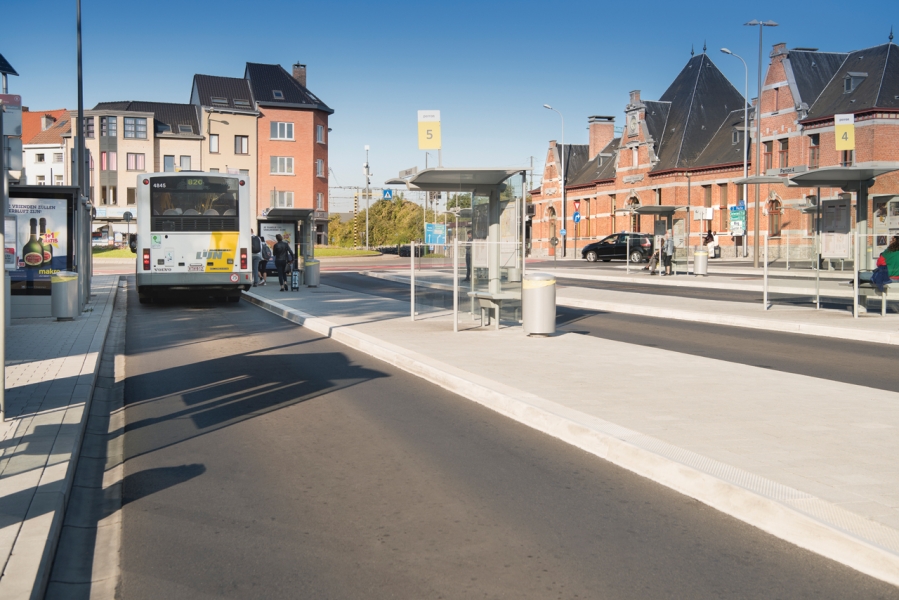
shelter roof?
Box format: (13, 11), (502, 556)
(244, 63), (333, 113)
(385, 168), (525, 192)
(0, 53), (17, 76)
(804, 42), (899, 121)
(789, 165), (899, 188)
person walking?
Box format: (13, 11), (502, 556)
(250, 229), (263, 286)
(272, 234), (294, 291)
(464, 231), (472, 281)
(258, 236), (272, 286)
(662, 230), (675, 276)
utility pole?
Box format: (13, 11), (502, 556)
(363, 146), (371, 249)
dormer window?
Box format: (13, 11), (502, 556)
(211, 97), (228, 105)
(178, 125), (193, 134)
(843, 72), (867, 94)
(234, 99), (251, 107)
(272, 90), (284, 100)
(732, 130), (742, 145)
(157, 123), (172, 134)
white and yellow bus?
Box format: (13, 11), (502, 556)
(134, 172), (253, 303)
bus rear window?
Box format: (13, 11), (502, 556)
(150, 176), (239, 231)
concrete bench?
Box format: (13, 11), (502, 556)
(468, 291), (520, 330)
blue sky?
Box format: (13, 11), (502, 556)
(4, 0), (897, 210)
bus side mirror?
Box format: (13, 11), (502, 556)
(129, 234), (137, 253)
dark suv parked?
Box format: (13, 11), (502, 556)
(581, 233), (653, 263)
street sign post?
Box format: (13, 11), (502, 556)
(425, 223), (446, 245)
(559, 228), (567, 237)
(382, 189), (393, 200)
(572, 212), (581, 223)
(573, 200), (580, 212)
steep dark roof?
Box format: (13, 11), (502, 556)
(785, 50), (848, 108)
(805, 42), (899, 121)
(192, 75), (255, 112)
(653, 53), (746, 171)
(692, 108), (753, 169)
(0, 52), (17, 76)
(555, 144), (590, 185)
(244, 63), (333, 113)
(93, 101), (201, 136)
(568, 139), (620, 186)
(642, 101), (671, 145)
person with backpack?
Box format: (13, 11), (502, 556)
(250, 229), (263, 286)
(259, 236), (272, 286)
(272, 234), (294, 291)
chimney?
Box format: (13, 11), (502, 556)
(588, 116), (615, 160)
(629, 90), (641, 105)
(770, 42), (787, 58)
(292, 63), (307, 88)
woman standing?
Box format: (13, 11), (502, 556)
(272, 234), (294, 291)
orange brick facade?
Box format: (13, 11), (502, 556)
(531, 41), (899, 259)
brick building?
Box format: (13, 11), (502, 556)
(531, 38), (899, 259)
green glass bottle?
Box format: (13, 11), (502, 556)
(22, 218), (44, 268)
(39, 218), (53, 266)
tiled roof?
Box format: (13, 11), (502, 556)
(652, 54), (746, 172)
(804, 42), (899, 121)
(568, 139), (620, 186)
(784, 50), (848, 109)
(244, 63), (333, 113)
(93, 101), (201, 136)
(692, 108), (752, 170)
(22, 108), (68, 144)
(554, 144), (590, 185)
(26, 115), (71, 145)
(192, 75), (256, 113)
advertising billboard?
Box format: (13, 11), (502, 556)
(8, 197), (70, 292)
(260, 222), (297, 253)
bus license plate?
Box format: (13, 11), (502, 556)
(188, 265), (204, 272)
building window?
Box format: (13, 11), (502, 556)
(53, 152), (63, 163)
(270, 156), (294, 174)
(108, 151), (117, 171)
(234, 99), (251, 107)
(779, 139), (789, 168)
(123, 117), (147, 139)
(843, 73), (866, 94)
(127, 187), (136, 205)
(100, 116), (117, 137)
(610, 194), (616, 234)
(631, 147), (638, 167)
(732, 130), (742, 145)
(840, 150), (854, 167)
(808, 134), (820, 169)
(35, 153), (45, 163)
(271, 190), (294, 207)
(703, 185), (712, 208)
(272, 90), (284, 100)
(654, 188), (662, 205)
(100, 151), (107, 171)
(83, 116), (94, 138)
(55, 174), (63, 184)
(316, 125), (325, 143)
(768, 199), (782, 237)
(270, 122), (294, 140)
(316, 192), (324, 210)
(36, 175), (46, 185)
(719, 183), (728, 231)
(763, 141), (773, 171)
(211, 97), (227, 106)
(209, 134), (219, 153)
(164, 155), (175, 172)
(127, 153), (145, 170)
(210, 168), (219, 173)
(234, 135), (249, 154)
(180, 155), (191, 170)
(178, 125), (193, 134)
(316, 159), (325, 177)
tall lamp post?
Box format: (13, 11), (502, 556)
(721, 48), (749, 258)
(745, 19), (778, 268)
(363, 145), (371, 249)
(543, 104), (566, 257)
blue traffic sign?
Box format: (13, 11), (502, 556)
(572, 211), (581, 223)
(560, 228), (567, 237)
(425, 223), (446, 245)
(383, 189), (394, 200)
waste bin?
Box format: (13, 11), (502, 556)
(693, 249), (709, 276)
(522, 272), (556, 336)
(713, 245), (721, 259)
(305, 259), (320, 287)
(51, 271), (79, 320)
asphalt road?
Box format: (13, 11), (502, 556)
(323, 272), (899, 393)
(119, 282), (899, 598)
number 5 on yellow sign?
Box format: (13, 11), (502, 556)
(417, 110), (441, 150)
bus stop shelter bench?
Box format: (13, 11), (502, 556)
(467, 291), (520, 330)
(859, 281), (894, 316)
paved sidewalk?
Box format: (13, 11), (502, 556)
(244, 280), (899, 587)
(0, 276), (120, 599)
(367, 268), (899, 345)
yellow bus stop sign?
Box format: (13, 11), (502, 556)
(417, 110), (441, 150)
(835, 113), (855, 151)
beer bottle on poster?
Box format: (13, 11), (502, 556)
(23, 218), (44, 268)
(39, 218), (53, 266)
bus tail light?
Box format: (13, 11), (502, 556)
(240, 248), (247, 270)
(143, 249), (151, 270)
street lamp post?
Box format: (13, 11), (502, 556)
(363, 145), (371, 249)
(745, 19), (778, 268)
(543, 104), (566, 257)
(721, 48), (749, 258)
